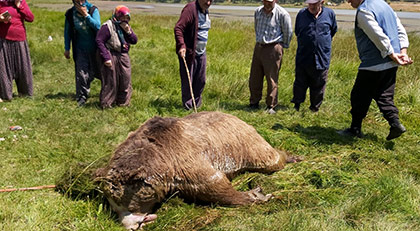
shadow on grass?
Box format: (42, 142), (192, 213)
(44, 92), (75, 100)
(83, 101), (102, 109)
(273, 123), (381, 145)
(148, 96), (185, 112)
(219, 101), (290, 112)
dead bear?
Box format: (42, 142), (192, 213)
(95, 111), (290, 230)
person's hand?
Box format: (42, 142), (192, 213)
(104, 60), (112, 67)
(389, 53), (413, 66)
(178, 48), (186, 58)
(120, 22), (132, 34)
(75, 3), (88, 17)
(64, 50), (70, 59)
(0, 12), (12, 23)
(15, 0), (22, 8)
(399, 53), (413, 65)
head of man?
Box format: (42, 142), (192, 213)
(305, 0), (324, 16)
(263, 0), (276, 14)
(198, 0), (213, 12)
(347, 0), (363, 9)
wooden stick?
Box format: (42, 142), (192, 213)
(182, 56), (197, 113)
(0, 185), (56, 193)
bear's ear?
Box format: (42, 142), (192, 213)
(143, 117), (179, 137)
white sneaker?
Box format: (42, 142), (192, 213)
(266, 108), (276, 114)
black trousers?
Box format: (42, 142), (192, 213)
(291, 64), (328, 110)
(350, 67), (399, 128)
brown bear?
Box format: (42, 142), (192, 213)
(95, 111), (290, 230)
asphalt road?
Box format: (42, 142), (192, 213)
(35, 1), (420, 33)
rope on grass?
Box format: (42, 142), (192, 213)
(0, 185), (56, 193)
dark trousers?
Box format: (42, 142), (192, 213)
(0, 39), (33, 100)
(291, 64), (329, 110)
(99, 52), (132, 108)
(249, 43), (283, 109)
(73, 48), (99, 102)
(179, 53), (206, 110)
(350, 67), (399, 128)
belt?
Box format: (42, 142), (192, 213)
(256, 42), (281, 47)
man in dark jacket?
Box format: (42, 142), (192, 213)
(291, 0), (337, 112)
(174, 0), (213, 110)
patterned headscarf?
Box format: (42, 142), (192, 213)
(111, 5), (131, 49)
(113, 5), (130, 22)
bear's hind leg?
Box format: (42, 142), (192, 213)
(191, 170), (272, 206)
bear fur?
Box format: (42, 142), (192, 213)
(95, 111), (288, 229)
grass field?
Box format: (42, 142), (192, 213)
(1, 5), (420, 231)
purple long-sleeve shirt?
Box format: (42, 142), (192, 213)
(96, 23), (138, 62)
(174, 1), (203, 65)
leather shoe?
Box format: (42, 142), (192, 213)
(309, 106), (319, 112)
(386, 123), (406, 140)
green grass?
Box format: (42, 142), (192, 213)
(1, 7), (420, 231)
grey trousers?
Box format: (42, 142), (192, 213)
(0, 38), (33, 100)
(99, 52), (132, 108)
(73, 48), (99, 102)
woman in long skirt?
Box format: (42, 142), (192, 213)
(0, 0), (34, 101)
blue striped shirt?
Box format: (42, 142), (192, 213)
(254, 4), (292, 48)
(196, 10), (211, 55)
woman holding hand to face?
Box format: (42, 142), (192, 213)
(96, 5), (137, 109)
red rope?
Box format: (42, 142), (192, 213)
(0, 185), (56, 193)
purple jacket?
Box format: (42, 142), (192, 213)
(96, 23), (138, 62)
(174, 1), (206, 65)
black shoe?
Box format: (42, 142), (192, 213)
(294, 103), (300, 111)
(337, 127), (363, 138)
(249, 103), (259, 110)
(386, 123), (406, 140)
(309, 105), (319, 112)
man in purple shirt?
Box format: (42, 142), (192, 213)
(174, 0), (213, 110)
(291, 0), (337, 112)
(96, 5), (137, 109)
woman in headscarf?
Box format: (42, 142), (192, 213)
(96, 5), (137, 109)
(0, 0), (34, 101)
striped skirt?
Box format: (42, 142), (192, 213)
(0, 38), (33, 100)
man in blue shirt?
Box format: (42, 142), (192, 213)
(291, 0), (337, 112)
(64, 0), (101, 106)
